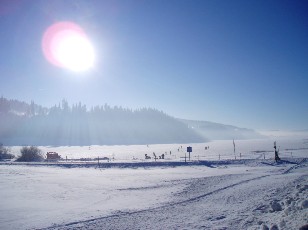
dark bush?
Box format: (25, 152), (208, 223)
(16, 146), (44, 162)
(0, 143), (14, 160)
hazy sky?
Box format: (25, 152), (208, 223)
(0, 0), (307, 130)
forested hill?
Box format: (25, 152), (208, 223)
(0, 97), (206, 146)
(179, 119), (264, 140)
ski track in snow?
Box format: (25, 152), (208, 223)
(39, 159), (308, 230)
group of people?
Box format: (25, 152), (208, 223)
(145, 153), (165, 160)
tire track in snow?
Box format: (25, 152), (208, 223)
(42, 174), (271, 230)
(282, 158), (307, 174)
(168, 175), (270, 205)
(42, 159), (307, 230)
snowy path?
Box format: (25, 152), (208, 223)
(41, 160), (307, 230)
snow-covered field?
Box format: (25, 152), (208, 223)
(1, 137), (307, 230)
(8, 137), (308, 162)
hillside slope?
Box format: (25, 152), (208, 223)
(179, 119), (264, 140)
(1, 97), (263, 145)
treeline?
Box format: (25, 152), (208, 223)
(0, 97), (206, 145)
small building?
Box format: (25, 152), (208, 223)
(46, 152), (61, 161)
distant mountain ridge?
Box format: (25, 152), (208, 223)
(178, 119), (264, 140)
(0, 97), (263, 145)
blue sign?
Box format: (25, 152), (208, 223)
(187, 146), (192, 153)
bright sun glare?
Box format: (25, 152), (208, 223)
(42, 21), (95, 72)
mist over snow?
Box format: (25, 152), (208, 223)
(0, 97), (264, 146)
(180, 119), (264, 140)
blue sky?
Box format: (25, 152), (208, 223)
(0, 0), (307, 130)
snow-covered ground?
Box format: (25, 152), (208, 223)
(8, 137), (308, 162)
(1, 137), (307, 230)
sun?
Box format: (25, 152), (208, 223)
(42, 21), (95, 72)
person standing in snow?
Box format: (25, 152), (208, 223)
(274, 141), (280, 162)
